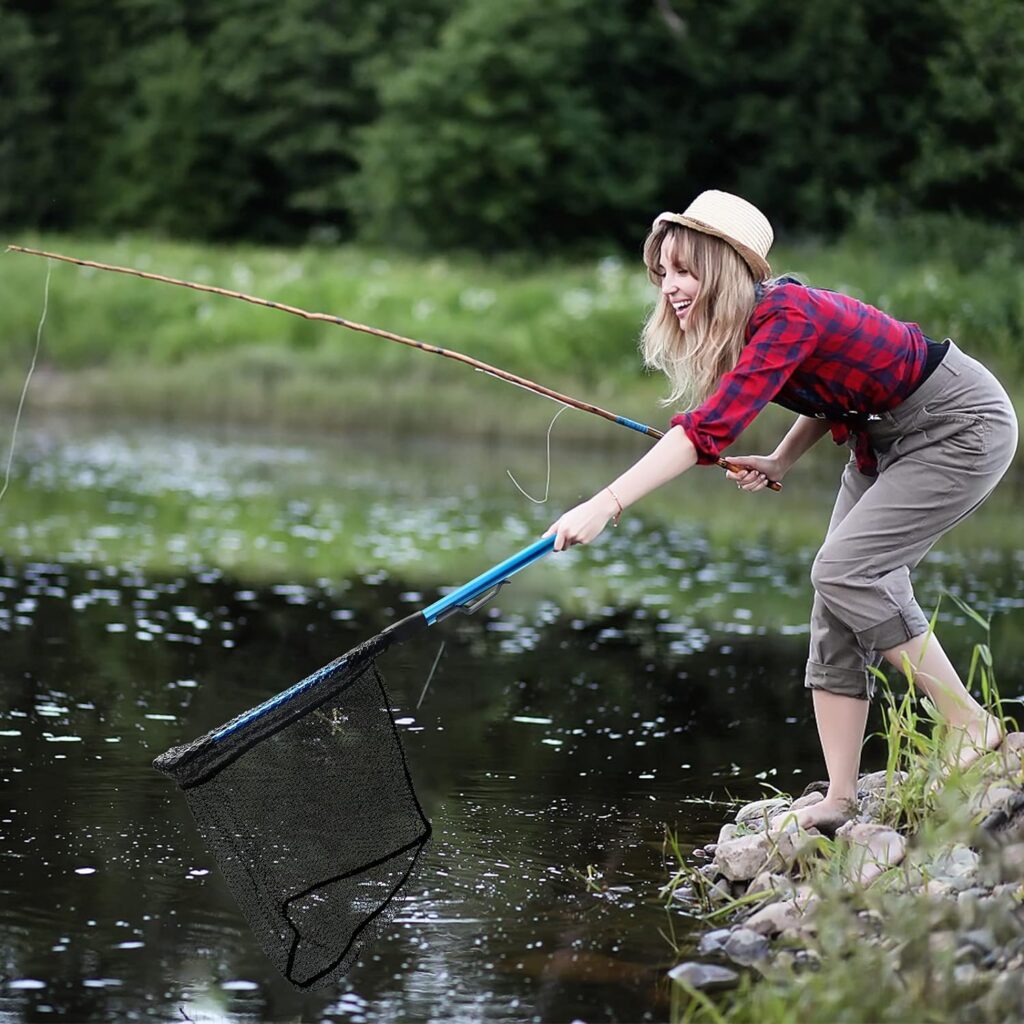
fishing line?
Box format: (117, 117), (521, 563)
(5, 245), (783, 488)
(415, 641), (446, 709)
(0, 258), (51, 504)
(505, 403), (570, 504)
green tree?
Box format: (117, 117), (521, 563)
(0, 4), (56, 228)
(672, 0), (945, 233)
(348, 0), (696, 251)
(911, 0), (1024, 220)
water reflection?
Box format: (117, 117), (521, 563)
(0, 420), (1021, 1021)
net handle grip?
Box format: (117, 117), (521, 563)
(421, 535), (555, 625)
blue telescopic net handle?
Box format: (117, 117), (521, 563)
(381, 535), (556, 644)
(211, 536), (557, 742)
(422, 535), (555, 623)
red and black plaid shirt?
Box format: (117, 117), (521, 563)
(670, 281), (928, 475)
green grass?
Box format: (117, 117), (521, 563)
(1, 223), (1022, 441)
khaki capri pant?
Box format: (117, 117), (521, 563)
(806, 342), (1018, 700)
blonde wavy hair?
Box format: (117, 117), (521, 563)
(640, 222), (759, 409)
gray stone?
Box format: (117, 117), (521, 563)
(718, 822), (738, 845)
(995, 842), (1024, 877)
(746, 870), (794, 898)
(745, 898), (803, 937)
(696, 928), (732, 955)
(801, 780), (829, 797)
(698, 863), (718, 880)
(859, 793), (884, 821)
(1001, 731), (1024, 757)
(713, 828), (809, 882)
(735, 796), (790, 827)
(970, 783), (1020, 817)
(957, 886), (989, 905)
(952, 963), (985, 989)
(708, 879), (733, 904)
(835, 821), (907, 885)
(723, 927), (770, 965)
(960, 928), (997, 955)
(926, 843), (980, 891)
(858, 769), (907, 793)
(928, 930), (957, 955)
(789, 791), (824, 813)
(978, 792), (1024, 844)
(668, 961), (739, 992)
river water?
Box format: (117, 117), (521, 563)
(1, 420), (1022, 1023)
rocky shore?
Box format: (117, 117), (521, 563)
(668, 732), (1024, 1015)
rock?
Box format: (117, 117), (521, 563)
(746, 870), (795, 898)
(978, 792), (1024, 846)
(960, 928), (997, 955)
(792, 882), (817, 906)
(953, 963), (983, 988)
(857, 769), (907, 793)
(924, 878), (955, 898)
(692, 847), (708, 861)
(723, 927), (770, 965)
(789, 791), (824, 813)
(696, 928), (732, 955)
(708, 879), (733, 904)
(1000, 732), (1024, 758)
(668, 962), (739, 992)
(735, 797), (790, 828)
(859, 793), (885, 821)
(713, 828), (812, 882)
(703, 843), (718, 856)
(926, 844), (980, 891)
(801, 780), (829, 797)
(928, 930), (957, 955)
(698, 863), (718, 880)
(718, 823), (738, 845)
(970, 783), (1020, 817)
(989, 842), (1024, 881)
(836, 821), (906, 885)
(956, 886), (989, 905)
(745, 898), (803, 937)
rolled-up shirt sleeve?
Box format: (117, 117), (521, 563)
(670, 305), (819, 464)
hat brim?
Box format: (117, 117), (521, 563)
(653, 212), (772, 282)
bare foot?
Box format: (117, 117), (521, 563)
(788, 795), (859, 838)
(947, 712), (1005, 772)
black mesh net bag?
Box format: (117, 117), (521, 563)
(153, 632), (431, 990)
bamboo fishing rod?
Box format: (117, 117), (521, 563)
(5, 244), (781, 490)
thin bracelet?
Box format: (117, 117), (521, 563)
(605, 486), (623, 526)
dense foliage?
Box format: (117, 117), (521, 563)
(1, 0), (1022, 248)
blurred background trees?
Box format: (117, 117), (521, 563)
(1, 0), (1020, 249)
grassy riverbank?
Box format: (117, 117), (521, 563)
(666, 638), (1024, 1024)
(2, 224), (1023, 446)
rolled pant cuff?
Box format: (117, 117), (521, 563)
(804, 661), (874, 701)
(854, 606), (931, 652)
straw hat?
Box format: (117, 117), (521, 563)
(653, 190), (773, 281)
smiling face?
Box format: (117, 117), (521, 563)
(656, 233), (700, 328)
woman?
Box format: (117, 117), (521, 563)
(544, 190), (1018, 832)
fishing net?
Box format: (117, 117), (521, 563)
(153, 632), (431, 990)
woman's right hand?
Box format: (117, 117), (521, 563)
(543, 489), (620, 551)
(724, 454), (785, 492)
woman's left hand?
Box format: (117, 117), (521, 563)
(543, 491), (619, 551)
